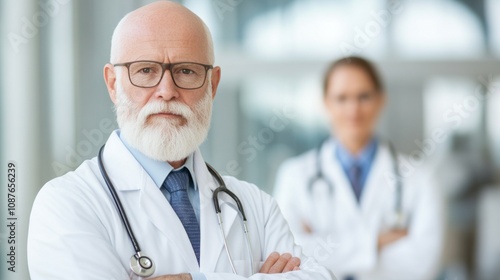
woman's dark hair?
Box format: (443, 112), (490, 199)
(323, 56), (384, 96)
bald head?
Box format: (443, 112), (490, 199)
(110, 1), (214, 64)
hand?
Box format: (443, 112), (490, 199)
(150, 273), (192, 280)
(259, 252), (301, 274)
(377, 229), (408, 252)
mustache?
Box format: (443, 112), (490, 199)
(137, 100), (194, 121)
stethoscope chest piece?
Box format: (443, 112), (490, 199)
(130, 253), (155, 277)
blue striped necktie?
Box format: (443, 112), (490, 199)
(162, 167), (200, 264)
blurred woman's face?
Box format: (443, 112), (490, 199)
(324, 65), (385, 143)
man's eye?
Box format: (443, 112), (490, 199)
(140, 68), (153, 74)
(180, 69), (195, 75)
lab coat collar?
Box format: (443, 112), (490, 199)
(335, 138), (378, 170)
(101, 130), (147, 191)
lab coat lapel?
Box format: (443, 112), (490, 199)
(103, 132), (199, 272)
(139, 178), (200, 272)
(195, 150), (239, 273)
(322, 140), (363, 219)
(101, 131), (143, 192)
(360, 144), (394, 216)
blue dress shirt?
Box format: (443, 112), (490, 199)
(335, 138), (378, 199)
(118, 131), (206, 280)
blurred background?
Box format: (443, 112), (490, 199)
(1, 0), (500, 279)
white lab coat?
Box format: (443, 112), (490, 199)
(274, 139), (443, 280)
(28, 131), (334, 280)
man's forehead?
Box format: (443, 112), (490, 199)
(123, 38), (193, 48)
(118, 16), (208, 46)
(114, 40), (208, 65)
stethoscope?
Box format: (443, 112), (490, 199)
(97, 145), (254, 277)
(307, 139), (405, 227)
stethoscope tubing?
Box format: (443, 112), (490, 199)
(208, 162), (255, 274)
(98, 144), (254, 276)
(98, 145), (142, 254)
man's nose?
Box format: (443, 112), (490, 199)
(153, 70), (180, 100)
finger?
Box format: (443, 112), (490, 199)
(259, 252), (280, 273)
(293, 266), (300, 271)
(282, 257), (301, 273)
(269, 253), (292, 274)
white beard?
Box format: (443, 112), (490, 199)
(115, 82), (213, 162)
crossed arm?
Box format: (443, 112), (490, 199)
(151, 252), (302, 280)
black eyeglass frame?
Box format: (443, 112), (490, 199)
(113, 60), (214, 89)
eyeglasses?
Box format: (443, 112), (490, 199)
(113, 60), (213, 89)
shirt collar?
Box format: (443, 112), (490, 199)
(335, 137), (378, 168)
(118, 130), (197, 190)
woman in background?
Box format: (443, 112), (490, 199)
(274, 56), (443, 280)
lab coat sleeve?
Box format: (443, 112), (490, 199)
(28, 179), (131, 280)
(203, 185), (336, 280)
(272, 160), (305, 242)
(364, 173), (444, 280)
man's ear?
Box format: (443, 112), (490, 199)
(210, 66), (221, 99)
(103, 63), (118, 104)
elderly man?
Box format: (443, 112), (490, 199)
(27, 1), (334, 280)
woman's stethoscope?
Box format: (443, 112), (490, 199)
(307, 139), (405, 227)
(97, 145), (254, 277)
